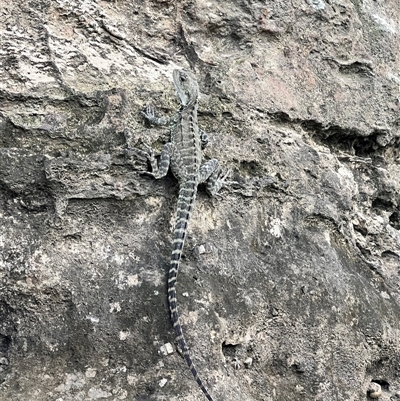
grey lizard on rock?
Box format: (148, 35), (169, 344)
(130, 69), (228, 401)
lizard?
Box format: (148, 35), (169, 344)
(131, 69), (228, 401)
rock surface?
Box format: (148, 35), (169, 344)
(1, 1), (400, 400)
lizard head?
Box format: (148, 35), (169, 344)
(173, 69), (199, 107)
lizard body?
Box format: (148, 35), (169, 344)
(139, 69), (227, 401)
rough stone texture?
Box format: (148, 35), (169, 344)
(0, 1), (399, 400)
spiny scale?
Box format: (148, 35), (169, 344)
(141, 69), (227, 401)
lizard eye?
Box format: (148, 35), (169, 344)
(181, 74), (187, 82)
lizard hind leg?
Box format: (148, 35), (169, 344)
(198, 159), (231, 196)
(144, 142), (176, 179)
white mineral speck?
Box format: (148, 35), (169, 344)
(109, 302), (121, 313)
(159, 342), (174, 355)
(85, 367), (97, 378)
(367, 382), (382, 398)
(244, 357), (253, 368)
(119, 330), (130, 340)
(0, 357), (9, 365)
(159, 378), (168, 388)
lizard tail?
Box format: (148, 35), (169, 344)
(168, 180), (214, 401)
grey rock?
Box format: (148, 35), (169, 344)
(1, 1), (400, 400)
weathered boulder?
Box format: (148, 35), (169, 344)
(1, 1), (399, 400)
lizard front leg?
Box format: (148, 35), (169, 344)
(143, 105), (171, 126)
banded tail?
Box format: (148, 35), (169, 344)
(167, 179), (214, 401)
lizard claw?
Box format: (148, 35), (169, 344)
(141, 143), (155, 158)
(125, 143), (154, 160)
(125, 145), (157, 177)
(219, 168), (232, 183)
(139, 170), (156, 178)
(125, 146), (148, 160)
(207, 168), (232, 197)
(142, 104), (155, 121)
(142, 105), (170, 126)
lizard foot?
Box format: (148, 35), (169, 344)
(142, 104), (155, 121)
(207, 167), (232, 197)
(142, 105), (169, 126)
(125, 145), (157, 177)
